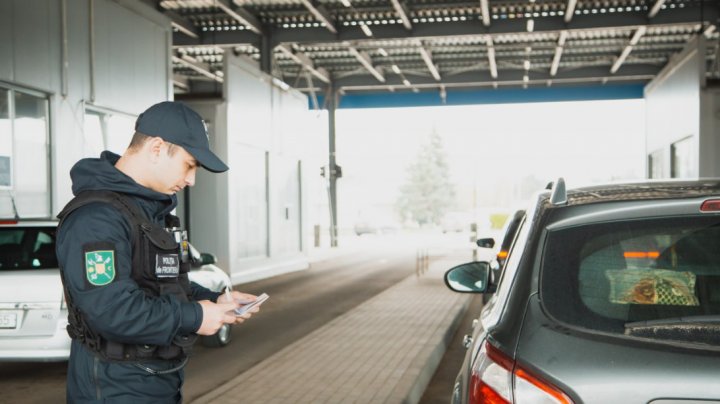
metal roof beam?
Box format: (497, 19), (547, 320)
(480, 0), (490, 27)
(390, 0), (412, 31)
(173, 6), (715, 47)
(486, 37), (497, 79)
(611, 26), (646, 74)
(277, 44), (331, 83)
(170, 7), (717, 51)
(173, 74), (190, 91)
(418, 46), (441, 81)
(564, 0), (577, 23)
(348, 47), (385, 83)
(172, 54), (224, 82)
(299, 0), (337, 34)
(266, 6), (716, 45)
(648, 0), (667, 19)
(217, 0), (263, 35)
(163, 9), (199, 39)
(550, 30), (568, 77)
(331, 64), (658, 87)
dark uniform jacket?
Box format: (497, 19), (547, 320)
(56, 151), (219, 403)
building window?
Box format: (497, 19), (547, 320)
(648, 149), (664, 179)
(0, 85), (51, 218)
(84, 107), (136, 156)
(671, 136), (694, 178)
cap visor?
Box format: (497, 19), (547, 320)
(184, 145), (229, 173)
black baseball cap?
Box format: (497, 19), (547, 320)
(135, 101), (228, 173)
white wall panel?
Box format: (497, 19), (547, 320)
(644, 37), (703, 178)
(189, 53), (314, 283)
(92, 0), (169, 114)
(699, 88), (720, 177)
(226, 60), (272, 149)
(0, 1), (13, 81)
(13, 0), (58, 91)
(180, 100), (231, 269)
(0, 0), (171, 213)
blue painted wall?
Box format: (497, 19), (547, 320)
(311, 83), (645, 109)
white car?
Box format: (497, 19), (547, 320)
(0, 220), (232, 362)
(187, 246), (234, 348)
(0, 220), (68, 361)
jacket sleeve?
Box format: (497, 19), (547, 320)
(57, 202), (203, 346)
(190, 281), (222, 302)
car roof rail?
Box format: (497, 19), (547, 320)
(550, 177), (568, 206)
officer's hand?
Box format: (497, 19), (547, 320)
(196, 300), (238, 336)
(217, 291), (261, 324)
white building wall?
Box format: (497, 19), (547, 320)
(699, 87), (720, 177)
(0, 0), (171, 214)
(644, 36), (711, 178)
(185, 54), (322, 284)
(1, 0), (322, 285)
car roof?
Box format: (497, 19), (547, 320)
(547, 179), (720, 207)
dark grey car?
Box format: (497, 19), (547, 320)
(445, 179), (720, 404)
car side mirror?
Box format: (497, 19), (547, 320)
(444, 261), (490, 293)
(200, 252), (217, 266)
(476, 238), (495, 248)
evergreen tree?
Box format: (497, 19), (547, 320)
(396, 129), (456, 226)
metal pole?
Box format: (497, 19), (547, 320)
(328, 84), (339, 247)
(259, 33), (272, 74)
(89, 0), (95, 103)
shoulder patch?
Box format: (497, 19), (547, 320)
(84, 244), (116, 287)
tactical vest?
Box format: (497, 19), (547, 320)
(57, 190), (197, 364)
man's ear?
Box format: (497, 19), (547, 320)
(146, 137), (166, 162)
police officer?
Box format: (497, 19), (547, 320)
(56, 101), (259, 403)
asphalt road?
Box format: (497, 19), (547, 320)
(0, 236), (427, 403)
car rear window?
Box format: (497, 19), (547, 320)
(0, 227), (58, 270)
(541, 216), (720, 336)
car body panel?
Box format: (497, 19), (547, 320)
(447, 180), (720, 403)
(518, 296), (720, 403)
(0, 222), (70, 361)
(0, 221), (232, 361)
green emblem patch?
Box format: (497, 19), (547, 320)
(85, 250), (116, 286)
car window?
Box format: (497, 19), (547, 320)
(482, 212), (531, 327)
(495, 210), (525, 266)
(0, 227), (58, 270)
(541, 216), (720, 335)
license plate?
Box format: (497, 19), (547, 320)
(0, 312), (18, 329)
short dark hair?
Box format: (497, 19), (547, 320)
(127, 132), (178, 155)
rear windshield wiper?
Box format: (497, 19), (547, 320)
(625, 315), (720, 346)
